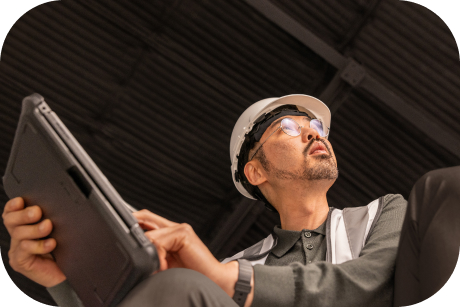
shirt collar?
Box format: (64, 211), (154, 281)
(271, 221), (327, 258)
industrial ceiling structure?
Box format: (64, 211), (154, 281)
(0, 0), (459, 304)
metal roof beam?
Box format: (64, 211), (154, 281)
(337, 0), (383, 52)
(244, 0), (460, 158)
(245, 0), (346, 69)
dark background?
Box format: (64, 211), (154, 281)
(0, 0), (459, 305)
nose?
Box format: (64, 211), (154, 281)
(301, 126), (321, 143)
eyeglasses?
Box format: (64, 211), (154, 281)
(249, 117), (329, 161)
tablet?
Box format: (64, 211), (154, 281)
(3, 94), (159, 307)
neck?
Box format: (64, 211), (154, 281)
(266, 181), (331, 231)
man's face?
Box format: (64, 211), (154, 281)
(252, 115), (338, 183)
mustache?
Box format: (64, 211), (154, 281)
(303, 138), (332, 157)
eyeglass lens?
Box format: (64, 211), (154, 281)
(280, 118), (326, 137)
(280, 118), (301, 136)
(310, 119), (325, 136)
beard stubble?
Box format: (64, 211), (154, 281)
(257, 139), (339, 181)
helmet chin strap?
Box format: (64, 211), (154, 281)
(253, 186), (277, 212)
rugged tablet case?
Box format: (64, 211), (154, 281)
(3, 94), (159, 307)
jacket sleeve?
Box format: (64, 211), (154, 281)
(251, 194), (407, 307)
(47, 280), (84, 307)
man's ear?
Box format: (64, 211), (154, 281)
(244, 161), (267, 186)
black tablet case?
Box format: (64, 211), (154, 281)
(3, 94), (159, 306)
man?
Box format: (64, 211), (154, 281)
(2, 95), (456, 306)
(221, 95), (406, 306)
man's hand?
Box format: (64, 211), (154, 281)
(133, 210), (254, 305)
(2, 197), (66, 288)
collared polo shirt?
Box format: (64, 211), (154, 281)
(265, 222), (327, 266)
(252, 194), (408, 307)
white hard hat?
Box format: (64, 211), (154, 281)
(230, 94), (331, 199)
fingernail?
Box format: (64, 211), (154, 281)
(39, 222), (46, 231)
(28, 209), (35, 219)
(44, 240), (52, 248)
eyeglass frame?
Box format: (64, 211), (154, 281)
(248, 117), (330, 161)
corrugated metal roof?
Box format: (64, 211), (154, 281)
(0, 0), (459, 304)
(352, 0), (460, 138)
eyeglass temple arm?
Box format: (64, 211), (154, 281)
(249, 126), (281, 161)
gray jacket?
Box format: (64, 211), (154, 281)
(222, 197), (383, 266)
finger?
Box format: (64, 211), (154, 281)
(144, 226), (184, 271)
(3, 206), (42, 232)
(11, 219), (53, 242)
(137, 220), (160, 231)
(2, 197), (25, 215)
(144, 239), (169, 272)
(143, 223), (194, 254)
(143, 228), (176, 271)
(133, 210), (176, 228)
(18, 238), (57, 257)
(133, 210), (177, 228)
(157, 248), (169, 272)
(144, 225), (220, 278)
(10, 238), (66, 287)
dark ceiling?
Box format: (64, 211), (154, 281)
(0, 0), (459, 305)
